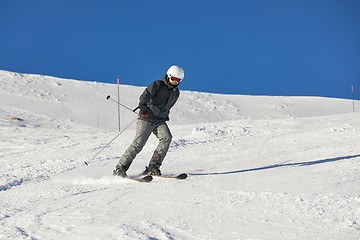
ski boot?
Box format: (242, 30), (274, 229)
(144, 164), (162, 176)
(113, 165), (128, 178)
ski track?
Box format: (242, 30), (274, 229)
(2, 115), (359, 239)
(1, 71), (360, 239)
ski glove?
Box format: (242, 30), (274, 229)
(139, 104), (150, 115)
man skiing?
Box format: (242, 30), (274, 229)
(113, 65), (185, 178)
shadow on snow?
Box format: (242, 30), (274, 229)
(190, 154), (360, 176)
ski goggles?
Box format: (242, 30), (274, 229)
(169, 76), (182, 83)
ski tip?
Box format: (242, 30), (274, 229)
(177, 173), (188, 180)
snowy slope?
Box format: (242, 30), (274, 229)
(1, 70), (359, 240)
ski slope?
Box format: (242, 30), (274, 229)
(1, 70), (359, 239)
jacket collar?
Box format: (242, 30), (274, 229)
(162, 75), (178, 90)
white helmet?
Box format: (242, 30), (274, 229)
(167, 65), (184, 84)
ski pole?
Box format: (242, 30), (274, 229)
(84, 97), (141, 166)
(117, 77), (121, 132)
(84, 116), (138, 166)
(106, 95), (139, 113)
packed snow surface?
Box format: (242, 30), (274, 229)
(1, 70), (359, 240)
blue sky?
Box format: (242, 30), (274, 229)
(1, 0), (359, 99)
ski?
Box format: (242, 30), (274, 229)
(156, 173), (188, 180)
(113, 170), (153, 183)
(141, 167), (187, 180)
(130, 175), (153, 183)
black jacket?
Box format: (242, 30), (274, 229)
(138, 75), (180, 123)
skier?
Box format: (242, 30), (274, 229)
(113, 65), (185, 177)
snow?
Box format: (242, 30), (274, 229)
(1, 69), (359, 239)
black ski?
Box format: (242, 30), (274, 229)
(131, 175), (153, 182)
(113, 170), (153, 183)
(157, 173), (188, 180)
(141, 167), (187, 180)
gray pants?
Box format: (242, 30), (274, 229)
(116, 120), (172, 170)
